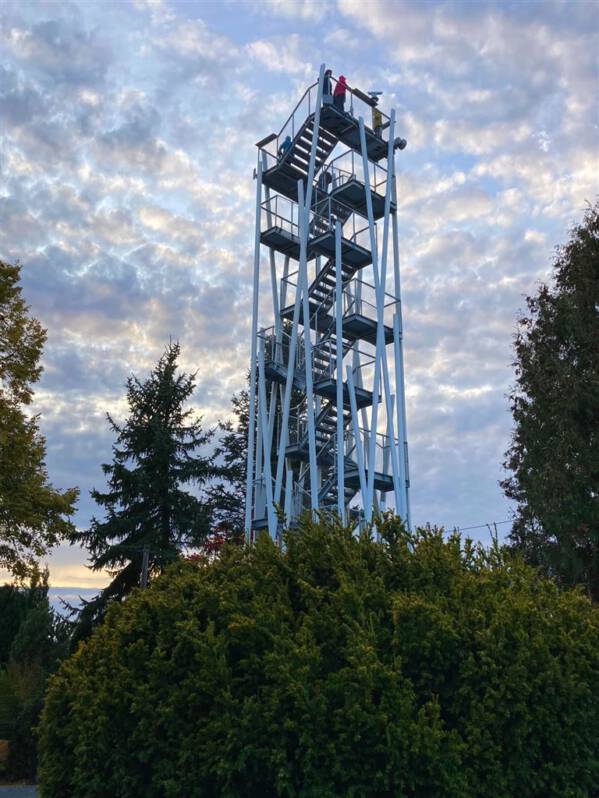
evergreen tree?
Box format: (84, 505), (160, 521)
(205, 388), (248, 544)
(206, 375), (290, 546)
(71, 342), (219, 638)
(502, 203), (599, 600)
(0, 568), (69, 780)
(0, 260), (78, 578)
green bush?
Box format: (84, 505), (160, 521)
(38, 517), (599, 798)
(0, 660), (46, 779)
(0, 573), (69, 781)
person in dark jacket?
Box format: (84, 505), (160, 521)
(333, 75), (347, 112)
(318, 170), (332, 194)
(323, 68), (333, 101)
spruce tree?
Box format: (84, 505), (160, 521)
(206, 375), (289, 546)
(502, 203), (599, 599)
(205, 388), (248, 544)
(72, 342), (219, 637)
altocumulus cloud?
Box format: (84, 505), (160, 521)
(0, 0), (597, 585)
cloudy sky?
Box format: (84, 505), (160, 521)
(1, 0), (597, 590)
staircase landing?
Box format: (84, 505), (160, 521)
(330, 178), (395, 221)
(319, 106), (389, 162)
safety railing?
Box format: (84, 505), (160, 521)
(322, 148), (389, 197)
(309, 195), (372, 251)
(280, 269), (334, 328)
(261, 81), (319, 163)
(278, 269), (334, 341)
(279, 270), (336, 344)
(288, 411), (307, 447)
(259, 148), (278, 172)
(288, 403), (344, 464)
(348, 428), (396, 477)
(261, 195), (300, 239)
(344, 278), (398, 328)
(311, 339), (375, 382)
(259, 73), (391, 163)
(262, 193), (372, 256)
(280, 270), (398, 340)
(292, 481), (312, 517)
(258, 325), (304, 371)
(280, 270), (299, 311)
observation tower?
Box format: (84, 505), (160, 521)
(245, 65), (410, 539)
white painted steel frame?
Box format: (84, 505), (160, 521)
(244, 159), (263, 540)
(247, 64), (411, 536)
(335, 220), (345, 521)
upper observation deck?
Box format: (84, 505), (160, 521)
(256, 74), (402, 205)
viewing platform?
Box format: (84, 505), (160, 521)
(279, 303), (394, 346)
(346, 463), (394, 493)
(263, 358), (375, 409)
(319, 104), (388, 161)
(260, 195), (373, 265)
(279, 266), (396, 347)
(258, 73), (404, 208)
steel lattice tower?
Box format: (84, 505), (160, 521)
(245, 64), (410, 539)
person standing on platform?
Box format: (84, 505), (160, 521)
(333, 75), (347, 112)
(372, 102), (383, 138)
(318, 170), (332, 195)
(323, 69), (333, 104)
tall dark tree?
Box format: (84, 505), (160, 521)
(71, 342), (219, 638)
(502, 203), (599, 600)
(205, 388), (248, 544)
(206, 373), (290, 546)
(0, 260), (78, 578)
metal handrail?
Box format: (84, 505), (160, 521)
(258, 73), (391, 161)
(354, 427), (396, 474)
(344, 278), (399, 324)
(262, 192), (372, 257)
(309, 195), (371, 247)
(311, 338), (374, 380)
(281, 270), (398, 338)
(325, 149), (388, 195)
(276, 81), (317, 148)
(261, 195), (300, 236)
(259, 326), (304, 371)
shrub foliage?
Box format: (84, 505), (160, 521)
(39, 517), (599, 798)
(0, 570), (69, 780)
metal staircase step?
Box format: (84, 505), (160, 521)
(296, 141), (329, 161)
(289, 156), (308, 172)
(292, 147), (310, 164)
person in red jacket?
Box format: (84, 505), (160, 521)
(333, 74), (347, 112)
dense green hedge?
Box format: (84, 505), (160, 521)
(0, 575), (68, 781)
(38, 517), (599, 797)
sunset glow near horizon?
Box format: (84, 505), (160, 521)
(1, 0), (597, 589)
